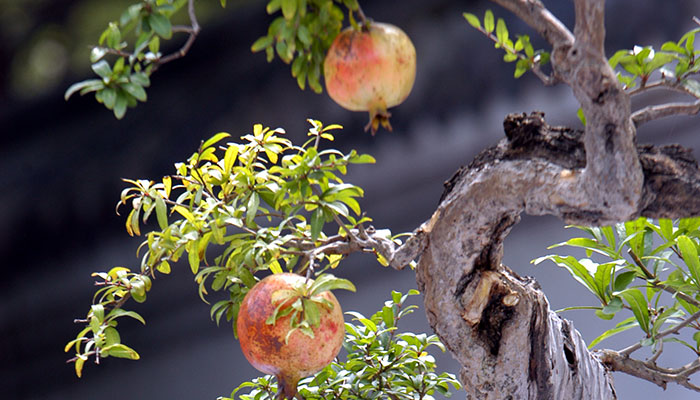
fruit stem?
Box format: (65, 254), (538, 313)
(356, 2), (370, 31)
(276, 373), (302, 400)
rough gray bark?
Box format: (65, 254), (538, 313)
(383, 0), (700, 398)
(398, 112), (700, 399)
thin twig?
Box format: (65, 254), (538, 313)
(355, 2), (369, 26)
(620, 308), (700, 356)
(470, 24), (557, 86)
(153, 0), (201, 69)
(652, 281), (700, 309)
(646, 338), (663, 365)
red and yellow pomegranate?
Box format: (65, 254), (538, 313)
(324, 22), (416, 134)
(237, 273), (345, 399)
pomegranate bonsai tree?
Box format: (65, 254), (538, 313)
(63, 0), (700, 398)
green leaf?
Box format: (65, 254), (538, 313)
(92, 60), (112, 80)
(514, 58), (529, 78)
(102, 343), (140, 360)
(281, 0), (297, 20)
(149, 13), (172, 39)
(104, 327), (120, 347)
(65, 79), (104, 100)
(308, 274), (356, 296)
(613, 270), (636, 292)
(297, 25), (312, 47)
(121, 82), (147, 102)
(618, 288), (650, 333)
(601, 296), (623, 315)
(202, 132), (231, 150)
(588, 317), (638, 348)
(303, 299), (321, 327)
(251, 35), (273, 53)
(155, 196), (168, 229)
(310, 208), (324, 241)
(661, 41), (685, 54)
(173, 205), (196, 224)
(484, 10), (494, 34)
(267, 0), (282, 14)
(156, 260), (171, 274)
(269, 259), (283, 274)
(534, 255), (598, 297)
(677, 235), (700, 287)
(246, 192), (260, 227)
(75, 356), (85, 378)
(503, 53), (518, 62)
(463, 13), (481, 30)
(114, 91), (128, 119)
(106, 309), (146, 325)
(346, 311), (377, 332)
(679, 216), (700, 233)
(624, 217), (650, 258)
(188, 245), (200, 274)
(90, 47), (107, 63)
(101, 87), (117, 109)
(130, 72), (150, 87)
(130, 278), (147, 303)
(496, 18), (508, 44)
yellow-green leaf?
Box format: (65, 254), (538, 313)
(484, 10), (495, 34)
(202, 132), (230, 150)
(75, 356), (85, 378)
(102, 343), (140, 360)
(463, 12), (481, 29)
(269, 259), (283, 274)
(173, 205), (196, 224)
(157, 260), (171, 274)
(224, 144), (239, 172)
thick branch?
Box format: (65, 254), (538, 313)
(573, 0), (605, 52)
(494, 0), (643, 224)
(598, 350), (700, 392)
(490, 0), (574, 48)
(632, 100), (700, 126)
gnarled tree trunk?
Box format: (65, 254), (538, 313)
(386, 0), (700, 398)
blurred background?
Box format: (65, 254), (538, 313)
(2, 0), (700, 399)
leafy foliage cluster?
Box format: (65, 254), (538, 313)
(609, 27), (700, 94)
(224, 290), (460, 400)
(251, 0), (361, 93)
(463, 10), (550, 79)
(66, 120), (383, 377)
(536, 217), (700, 355)
(64, 0), (195, 119)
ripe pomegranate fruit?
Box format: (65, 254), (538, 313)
(236, 273), (346, 399)
(324, 22), (416, 134)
